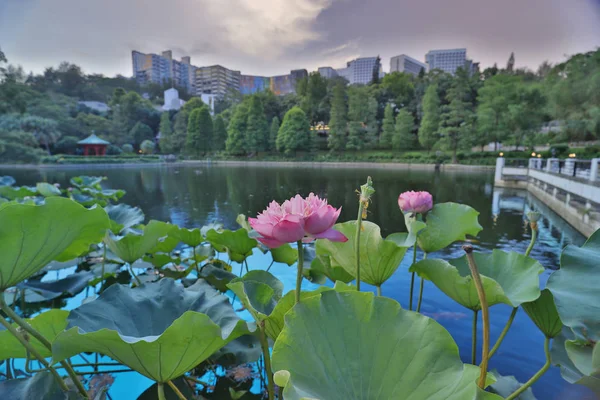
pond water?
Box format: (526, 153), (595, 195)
(1, 164), (594, 399)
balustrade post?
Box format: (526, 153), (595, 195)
(590, 158), (599, 182)
(495, 158), (505, 183)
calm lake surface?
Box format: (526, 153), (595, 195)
(1, 164), (593, 399)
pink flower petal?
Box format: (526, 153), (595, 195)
(257, 237), (287, 249)
(249, 217), (274, 238)
(311, 228), (348, 242)
(305, 204), (341, 235)
(272, 214), (305, 243)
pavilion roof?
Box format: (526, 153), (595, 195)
(77, 134), (110, 145)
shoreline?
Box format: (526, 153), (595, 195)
(0, 160), (495, 171)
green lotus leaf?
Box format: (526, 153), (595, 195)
(411, 250), (543, 310)
(36, 182), (61, 197)
(104, 220), (176, 263)
(0, 371), (82, 400)
(70, 176), (105, 188)
(172, 226), (203, 248)
(306, 253), (353, 284)
(263, 283), (355, 341)
(197, 265), (238, 292)
(272, 290), (500, 400)
(52, 279), (252, 383)
(0, 185), (38, 200)
(270, 243), (298, 266)
(16, 271), (94, 303)
(488, 370), (537, 399)
(205, 228), (257, 263)
(316, 221), (410, 287)
(105, 204), (145, 234)
(228, 271), (284, 322)
(551, 327), (600, 394)
(522, 289), (563, 338)
(547, 229), (600, 341)
(387, 213), (427, 248)
(236, 214), (252, 232)
(137, 378), (195, 400)
(0, 176), (15, 186)
(565, 340), (600, 380)
(417, 203), (482, 253)
(0, 197), (109, 290)
(0, 309), (68, 360)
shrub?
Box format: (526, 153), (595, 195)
(122, 144), (134, 154)
(54, 136), (80, 155)
(140, 140), (156, 155)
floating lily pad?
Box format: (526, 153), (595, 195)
(70, 176), (105, 188)
(52, 279), (252, 383)
(272, 290), (500, 400)
(417, 203), (482, 253)
(0, 197), (110, 290)
(36, 182), (61, 197)
(205, 228), (257, 263)
(547, 229), (600, 342)
(0, 185), (38, 200)
(105, 204), (145, 234)
(522, 289), (563, 338)
(316, 221), (410, 287)
(228, 270), (284, 322)
(411, 250), (543, 310)
(104, 220), (176, 263)
(0, 371), (82, 400)
(0, 176), (16, 186)
(0, 309), (68, 360)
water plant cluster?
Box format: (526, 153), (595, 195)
(0, 174), (598, 400)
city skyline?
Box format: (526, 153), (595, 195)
(1, 0), (600, 77)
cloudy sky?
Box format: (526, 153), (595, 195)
(1, 0), (600, 77)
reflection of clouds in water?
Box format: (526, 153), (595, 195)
(423, 311), (469, 321)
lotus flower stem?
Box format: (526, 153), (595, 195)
(376, 286), (382, 296)
(101, 245), (106, 284)
(471, 310), (478, 364)
(525, 223), (538, 257)
(167, 380), (188, 400)
(408, 244), (417, 310)
(0, 292), (89, 398)
(192, 246), (200, 275)
(157, 382), (167, 400)
(506, 336), (551, 400)
(416, 253), (428, 313)
(463, 245), (489, 389)
(258, 323), (275, 400)
(355, 202), (364, 292)
(489, 307), (518, 359)
(295, 240), (304, 304)
(0, 315), (69, 392)
(128, 263), (143, 286)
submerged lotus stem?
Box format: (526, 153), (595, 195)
(356, 177), (375, 292)
(505, 336), (551, 400)
(409, 244), (417, 310)
(258, 322), (275, 400)
(295, 240), (304, 304)
(167, 380), (188, 400)
(0, 315), (69, 392)
(416, 253), (428, 313)
(463, 245), (489, 389)
(525, 211), (540, 257)
(489, 307), (518, 359)
(0, 292), (89, 398)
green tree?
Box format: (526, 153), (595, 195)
(54, 136), (79, 154)
(300, 72), (328, 123)
(158, 112), (176, 154)
(245, 95), (268, 153)
(418, 84), (441, 151)
(382, 72), (415, 108)
(213, 115), (227, 151)
(440, 67), (476, 162)
(393, 109), (416, 150)
(277, 106), (311, 155)
(269, 116), (280, 152)
(226, 103), (249, 155)
(345, 86), (376, 151)
(129, 122), (154, 149)
(365, 96), (379, 148)
(140, 139), (155, 155)
(380, 103), (395, 149)
(186, 107), (212, 155)
(171, 110), (190, 153)
(328, 82), (347, 151)
(508, 84), (547, 150)
(182, 97), (205, 113)
(476, 74), (520, 149)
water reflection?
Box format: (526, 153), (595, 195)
(0, 164), (591, 399)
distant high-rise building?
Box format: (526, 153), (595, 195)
(425, 48), (470, 75)
(195, 65), (241, 98)
(317, 67), (338, 79)
(132, 50), (197, 93)
(389, 54), (427, 76)
(239, 69), (308, 96)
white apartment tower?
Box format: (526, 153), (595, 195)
(390, 55), (427, 76)
(425, 48), (468, 75)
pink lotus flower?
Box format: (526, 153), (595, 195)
(398, 191), (433, 214)
(249, 193), (347, 248)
